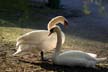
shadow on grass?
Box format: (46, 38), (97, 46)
(19, 59), (108, 72)
(64, 17), (108, 43)
(0, 16), (49, 30)
(0, 9), (108, 43)
(0, 8), (53, 30)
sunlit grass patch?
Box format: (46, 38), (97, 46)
(0, 27), (33, 43)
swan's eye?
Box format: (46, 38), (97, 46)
(50, 28), (54, 33)
(64, 20), (68, 27)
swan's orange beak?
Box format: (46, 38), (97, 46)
(64, 20), (68, 28)
(48, 32), (52, 36)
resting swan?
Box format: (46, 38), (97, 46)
(13, 16), (68, 61)
(49, 26), (107, 68)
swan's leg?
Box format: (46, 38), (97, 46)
(41, 51), (44, 61)
(40, 51), (49, 61)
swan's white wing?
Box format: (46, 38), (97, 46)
(17, 30), (48, 41)
(60, 50), (97, 58)
(55, 51), (96, 67)
(16, 30), (49, 46)
(16, 30), (65, 47)
(58, 50), (88, 58)
(16, 30), (65, 52)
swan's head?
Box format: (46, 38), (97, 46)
(48, 26), (61, 36)
(48, 16), (68, 30)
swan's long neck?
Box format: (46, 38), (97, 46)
(53, 27), (62, 59)
(48, 16), (65, 30)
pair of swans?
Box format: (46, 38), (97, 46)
(48, 26), (106, 68)
(13, 15), (106, 67)
(13, 16), (68, 61)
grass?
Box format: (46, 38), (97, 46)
(0, 7), (108, 72)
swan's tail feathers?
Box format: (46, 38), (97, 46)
(87, 53), (97, 58)
(96, 57), (107, 62)
(16, 41), (21, 49)
(12, 47), (22, 56)
(16, 42), (19, 47)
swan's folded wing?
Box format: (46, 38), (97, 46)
(16, 30), (57, 47)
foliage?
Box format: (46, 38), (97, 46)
(83, 3), (91, 15)
(0, 0), (29, 11)
(82, 0), (106, 15)
(0, 0), (30, 22)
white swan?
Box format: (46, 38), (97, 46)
(13, 16), (68, 61)
(49, 26), (107, 68)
